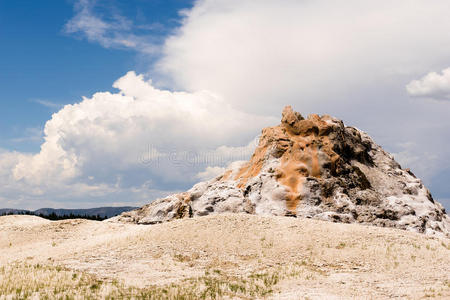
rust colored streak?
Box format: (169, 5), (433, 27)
(310, 143), (321, 178)
(220, 170), (232, 181)
(277, 157), (306, 212)
(235, 145), (268, 188)
(230, 107), (342, 215)
(276, 133), (323, 213)
(274, 116), (338, 213)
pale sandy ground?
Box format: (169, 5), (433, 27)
(0, 214), (449, 299)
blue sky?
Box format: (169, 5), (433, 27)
(0, 0), (193, 152)
(1, 0), (450, 210)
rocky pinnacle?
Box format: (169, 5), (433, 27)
(113, 106), (450, 237)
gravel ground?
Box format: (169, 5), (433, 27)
(0, 214), (449, 299)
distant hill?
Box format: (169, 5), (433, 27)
(0, 208), (30, 215)
(0, 207), (138, 219)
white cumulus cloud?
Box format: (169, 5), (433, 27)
(195, 166), (226, 181)
(156, 0), (450, 114)
(406, 68), (450, 101)
(0, 72), (275, 209)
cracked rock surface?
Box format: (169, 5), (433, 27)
(112, 106), (450, 237)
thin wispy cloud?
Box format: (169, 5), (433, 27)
(9, 127), (44, 143)
(32, 99), (64, 109)
(64, 0), (160, 54)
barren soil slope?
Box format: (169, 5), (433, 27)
(0, 214), (449, 299)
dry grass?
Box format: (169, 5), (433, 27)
(0, 262), (323, 299)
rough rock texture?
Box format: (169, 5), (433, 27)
(114, 106), (450, 237)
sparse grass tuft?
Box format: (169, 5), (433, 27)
(336, 242), (346, 249)
(412, 243), (421, 249)
(0, 259), (329, 299)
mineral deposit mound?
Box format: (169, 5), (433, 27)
(114, 106), (449, 237)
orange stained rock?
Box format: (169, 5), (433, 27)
(276, 133), (323, 213)
(235, 143), (268, 189)
(176, 192), (192, 204)
(232, 106), (342, 214)
(220, 170), (232, 181)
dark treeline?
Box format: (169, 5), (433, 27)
(0, 211), (106, 221)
